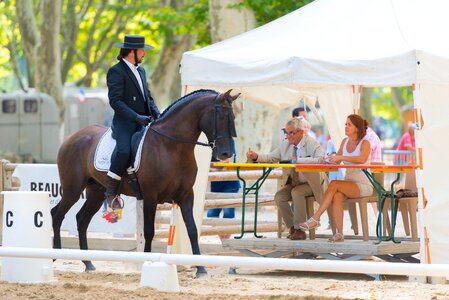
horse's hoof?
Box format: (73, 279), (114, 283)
(195, 266), (207, 278)
(83, 261), (96, 272)
(228, 267), (237, 275)
(195, 271), (208, 279)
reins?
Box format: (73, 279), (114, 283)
(149, 126), (213, 148)
(148, 93), (234, 149)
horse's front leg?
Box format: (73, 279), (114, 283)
(143, 202), (158, 252)
(179, 197), (207, 276)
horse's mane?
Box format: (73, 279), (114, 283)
(156, 89), (218, 121)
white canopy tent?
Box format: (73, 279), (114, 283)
(179, 0), (449, 264)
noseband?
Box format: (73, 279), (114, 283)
(149, 94), (235, 149)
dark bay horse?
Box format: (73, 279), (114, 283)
(51, 89), (239, 274)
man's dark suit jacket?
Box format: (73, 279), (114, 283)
(106, 59), (160, 176)
(107, 59), (160, 134)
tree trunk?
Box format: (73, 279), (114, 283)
(150, 0), (197, 107)
(360, 88), (373, 124)
(3, 23), (27, 91)
(61, 0), (80, 84)
(150, 34), (196, 107)
(391, 87), (405, 124)
(37, 0), (64, 125)
(209, 0), (256, 43)
(15, 0), (40, 88)
(208, 0), (278, 160)
(61, 0), (129, 86)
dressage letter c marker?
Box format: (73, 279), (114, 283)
(6, 211), (13, 227)
(34, 211), (43, 227)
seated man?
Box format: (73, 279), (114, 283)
(246, 117), (326, 240)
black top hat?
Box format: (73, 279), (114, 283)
(115, 35), (153, 50)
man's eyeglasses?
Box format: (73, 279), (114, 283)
(285, 130), (299, 136)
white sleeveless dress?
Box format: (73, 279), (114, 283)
(342, 138), (373, 197)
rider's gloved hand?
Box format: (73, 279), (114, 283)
(135, 115), (151, 126)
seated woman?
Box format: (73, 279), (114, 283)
(299, 114), (373, 242)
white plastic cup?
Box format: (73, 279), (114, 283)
(1, 191), (54, 283)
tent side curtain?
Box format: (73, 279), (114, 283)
(417, 84), (449, 264)
(316, 87), (353, 147)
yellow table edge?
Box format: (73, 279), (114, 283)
(213, 162), (295, 170)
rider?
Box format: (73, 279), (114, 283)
(106, 35), (161, 211)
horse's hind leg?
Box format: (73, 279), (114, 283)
(76, 182), (105, 271)
(178, 196), (207, 276)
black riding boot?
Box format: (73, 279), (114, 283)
(105, 176), (123, 209)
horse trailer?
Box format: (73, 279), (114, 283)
(0, 91), (59, 162)
(0, 89), (113, 163)
(64, 89), (113, 137)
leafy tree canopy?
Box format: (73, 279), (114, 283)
(238, 0), (313, 24)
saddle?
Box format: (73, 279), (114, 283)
(94, 126), (148, 173)
(95, 126), (149, 203)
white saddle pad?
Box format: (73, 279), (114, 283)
(94, 126), (149, 173)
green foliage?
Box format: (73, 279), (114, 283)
(151, 0), (210, 46)
(65, 0), (161, 85)
(371, 87), (413, 119)
(0, 4), (12, 78)
(237, 0), (313, 25)
(370, 86), (413, 141)
(0, 0), (310, 90)
(0, 0), (311, 90)
(371, 88), (398, 119)
(64, 0), (211, 84)
(0, 0), (24, 91)
(397, 86), (413, 102)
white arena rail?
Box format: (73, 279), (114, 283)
(0, 246), (449, 278)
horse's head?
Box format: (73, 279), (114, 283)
(202, 89), (240, 160)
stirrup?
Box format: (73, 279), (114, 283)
(299, 217), (320, 231)
(108, 195), (125, 210)
(328, 232), (344, 243)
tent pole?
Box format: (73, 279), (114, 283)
(352, 85), (362, 115)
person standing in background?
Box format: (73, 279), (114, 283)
(395, 123), (416, 165)
(365, 127), (382, 162)
(292, 107), (316, 138)
(207, 139), (241, 240)
(397, 123), (416, 152)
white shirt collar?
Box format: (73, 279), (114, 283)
(122, 58), (144, 95)
(123, 58), (139, 71)
(296, 134), (306, 148)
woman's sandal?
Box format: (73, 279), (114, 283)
(328, 232), (344, 243)
(299, 217), (321, 231)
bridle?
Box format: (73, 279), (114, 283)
(149, 93), (236, 149)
